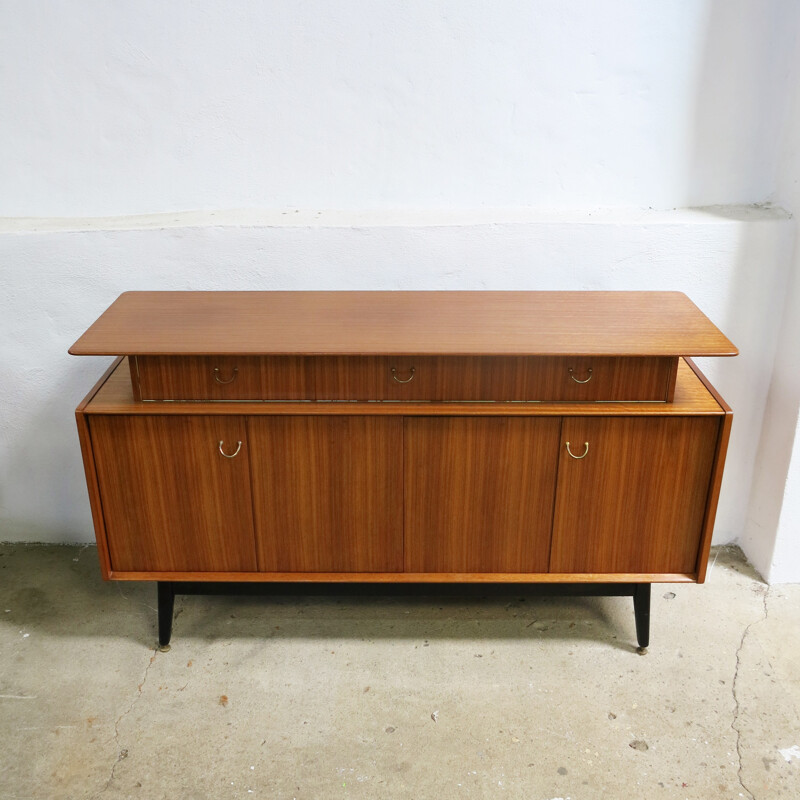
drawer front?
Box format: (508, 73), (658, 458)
(527, 357), (675, 402)
(315, 357), (535, 401)
(314, 356), (675, 401)
(135, 356), (313, 401)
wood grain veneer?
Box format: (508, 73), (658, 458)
(549, 416), (720, 574)
(69, 291), (738, 357)
(135, 355), (313, 400)
(136, 356), (262, 400)
(248, 417), (403, 571)
(90, 415), (258, 572)
(75, 357), (124, 581)
(314, 357), (386, 401)
(404, 417), (561, 572)
(685, 358), (734, 582)
(316, 355), (674, 402)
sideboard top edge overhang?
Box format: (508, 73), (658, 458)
(69, 290), (739, 358)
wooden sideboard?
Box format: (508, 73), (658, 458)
(71, 291), (736, 652)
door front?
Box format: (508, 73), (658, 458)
(248, 416), (403, 571)
(404, 417), (561, 573)
(550, 416), (720, 574)
(90, 415), (258, 572)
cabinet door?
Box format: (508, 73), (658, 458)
(249, 417), (403, 571)
(404, 417), (561, 573)
(550, 417), (720, 574)
(90, 416), (258, 572)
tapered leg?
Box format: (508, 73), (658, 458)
(157, 582), (175, 651)
(633, 583), (651, 653)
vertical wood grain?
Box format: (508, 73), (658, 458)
(313, 357), (389, 400)
(76, 410), (113, 579)
(685, 358), (733, 582)
(89, 415), (258, 572)
(550, 416), (720, 574)
(664, 358), (679, 402)
(404, 417), (561, 572)
(530, 356), (673, 402)
(128, 356), (142, 401)
(136, 355), (313, 400)
(74, 357), (125, 579)
(387, 357), (530, 401)
(314, 356), (673, 401)
(249, 417), (403, 571)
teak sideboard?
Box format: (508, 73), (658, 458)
(71, 291), (736, 652)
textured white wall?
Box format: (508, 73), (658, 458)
(0, 0), (794, 215)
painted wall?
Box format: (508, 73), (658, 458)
(742, 15), (800, 583)
(1, 1), (799, 579)
(0, 0), (794, 215)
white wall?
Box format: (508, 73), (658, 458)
(0, 0), (794, 215)
(1, 1), (800, 579)
(742, 13), (800, 582)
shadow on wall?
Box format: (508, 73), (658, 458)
(689, 0), (800, 577)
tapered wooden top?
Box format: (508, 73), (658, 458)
(69, 291), (738, 357)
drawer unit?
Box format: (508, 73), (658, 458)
(133, 354), (676, 402)
(134, 354), (676, 402)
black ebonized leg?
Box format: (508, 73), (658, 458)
(157, 582), (175, 651)
(633, 583), (651, 653)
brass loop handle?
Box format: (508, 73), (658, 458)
(565, 441), (589, 460)
(218, 440), (242, 458)
(568, 367), (593, 384)
(213, 367), (238, 385)
(391, 366), (416, 384)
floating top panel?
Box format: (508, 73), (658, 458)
(69, 291), (738, 357)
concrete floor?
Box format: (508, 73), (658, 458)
(0, 545), (798, 800)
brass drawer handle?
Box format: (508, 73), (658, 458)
(391, 366), (416, 384)
(568, 367), (593, 384)
(213, 367), (238, 385)
(218, 440), (242, 458)
(565, 441), (589, 459)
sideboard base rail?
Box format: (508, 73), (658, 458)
(155, 580), (652, 654)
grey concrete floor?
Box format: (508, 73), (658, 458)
(0, 545), (798, 800)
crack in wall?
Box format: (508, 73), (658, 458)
(93, 646), (158, 798)
(731, 586), (770, 800)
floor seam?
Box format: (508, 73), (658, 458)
(731, 585), (769, 800)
